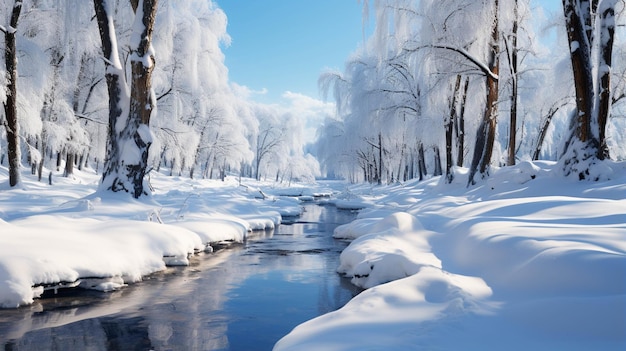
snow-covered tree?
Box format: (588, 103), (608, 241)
(1, 0), (23, 187)
(94, 0), (158, 198)
(560, 0), (619, 179)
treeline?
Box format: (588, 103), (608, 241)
(0, 0), (319, 195)
(314, 0), (625, 184)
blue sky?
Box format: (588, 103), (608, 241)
(216, 0), (367, 104)
(216, 1), (561, 105)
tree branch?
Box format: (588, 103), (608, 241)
(405, 44), (499, 81)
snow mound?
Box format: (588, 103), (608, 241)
(0, 216), (203, 308)
(337, 212), (440, 288)
(0, 171), (310, 309)
(276, 161), (626, 350)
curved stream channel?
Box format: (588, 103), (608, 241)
(0, 203), (361, 350)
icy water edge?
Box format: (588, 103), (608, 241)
(0, 203), (362, 350)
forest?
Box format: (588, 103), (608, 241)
(317, 0), (625, 184)
(1, 0), (321, 197)
(1, 0), (625, 194)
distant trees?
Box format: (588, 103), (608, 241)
(255, 112), (285, 181)
(316, 0), (508, 184)
(315, 0), (623, 184)
(1, 1), (623, 189)
(1, 0), (321, 191)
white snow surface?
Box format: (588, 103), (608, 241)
(275, 161), (626, 350)
(1, 161), (625, 350)
(0, 168), (301, 308)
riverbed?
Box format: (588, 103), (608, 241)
(0, 203), (361, 350)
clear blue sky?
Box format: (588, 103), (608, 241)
(216, 0), (367, 103)
(216, 1), (561, 105)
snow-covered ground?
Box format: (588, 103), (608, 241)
(1, 161), (625, 350)
(275, 161), (626, 350)
(0, 167), (303, 308)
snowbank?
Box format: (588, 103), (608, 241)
(275, 161), (626, 350)
(0, 170), (304, 308)
(336, 212), (441, 288)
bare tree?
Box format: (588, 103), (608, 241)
(255, 123), (284, 181)
(1, 0), (23, 187)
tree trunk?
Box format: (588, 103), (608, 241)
(378, 133), (383, 185)
(507, 0), (519, 166)
(533, 105), (561, 160)
(2, 0), (23, 187)
(468, 0), (499, 186)
(446, 75), (462, 183)
(596, 1), (616, 158)
(433, 146), (443, 177)
(95, 0), (158, 198)
(418, 143), (427, 181)
(56, 151), (62, 171)
(64, 153), (74, 177)
(456, 77), (469, 167)
(563, 0), (595, 144)
(561, 0), (617, 178)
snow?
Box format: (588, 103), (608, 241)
(275, 160), (626, 350)
(0, 167), (300, 308)
(1, 161), (625, 349)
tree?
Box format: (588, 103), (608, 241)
(560, 0), (618, 180)
(1, 0), (22, 187)
(445, 75), (462, 183)
(467, 0), (500, 186)
(505, 0), (519, 166)
(94, 0), (158, 198)
(254, 110), (285, 181)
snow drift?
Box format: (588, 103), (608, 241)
(275, 161), (626, 350)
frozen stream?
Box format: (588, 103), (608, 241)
(0, 203), (361, 350)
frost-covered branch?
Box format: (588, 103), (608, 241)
(406, 44), (499, 81)
(75, 113), (107, 125)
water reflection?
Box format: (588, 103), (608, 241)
(0, 204), (360, 350)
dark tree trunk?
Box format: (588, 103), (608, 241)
(2, 0), (23, 187)
(95, 0), (158, 198)
(456, 77), (469, 167)
(561, 0), (617, 178)
(56, 152), (62, 171)
(433, 146), (442, 177)
(446, 75), (462, 183)
(563, 0), (595, 144)
(378, 133), (383, 185)
(507, 0), (519, 166)
(597, 2), (615, 158)
(468, 0), (499, 186)
(64, 153), (74, 177)
(418, 143), (427, 181)
(533, 105), (561, 160)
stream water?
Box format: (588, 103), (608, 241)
(0, 203), (361, 350)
